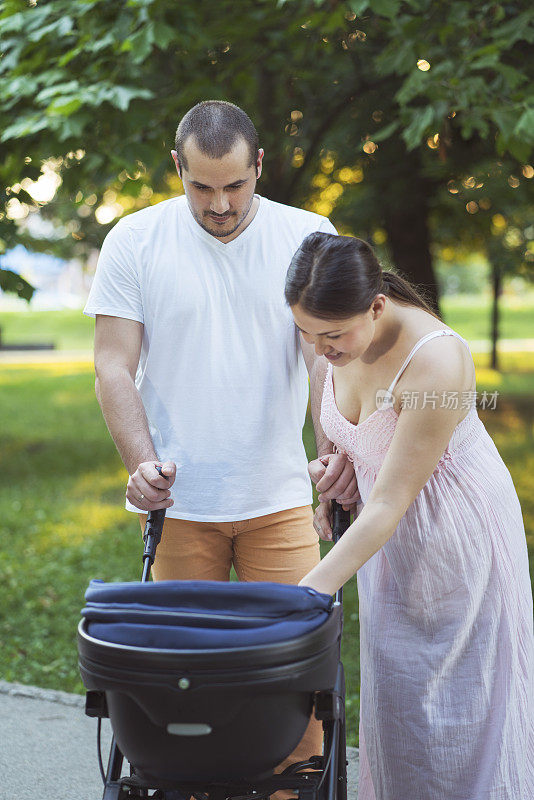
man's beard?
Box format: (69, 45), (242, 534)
(193, 195), (255, 239)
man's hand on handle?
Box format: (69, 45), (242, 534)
(309, 452), (360, 507)
(308, 452), (360, 540)
(126, 460), (176, 511)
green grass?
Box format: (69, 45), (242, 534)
(0, 291), (533, 352)
(440, 292), (534, 341)
(0, 309), (95, 350)
(474, 352), (534, 396)
(1, 354), (533, 747)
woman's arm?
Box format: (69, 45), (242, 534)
(299, 339), (473, 594)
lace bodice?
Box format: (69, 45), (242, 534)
(320, 329), (483, 475)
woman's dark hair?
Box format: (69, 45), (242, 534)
(284, 232), (439, 319)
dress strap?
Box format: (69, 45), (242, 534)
(386, 330), (469, 396)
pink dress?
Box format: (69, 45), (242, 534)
(320, 330), (534, 800)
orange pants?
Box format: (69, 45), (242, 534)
(139, 505), (323, 790)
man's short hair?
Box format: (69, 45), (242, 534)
(175, 101), (259, 170)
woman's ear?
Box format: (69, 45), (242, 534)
(371, 294), (387, 320)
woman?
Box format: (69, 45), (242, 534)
(285, 232), (534, 800)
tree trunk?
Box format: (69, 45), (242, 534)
(489, 257), (502, 371)
(383, 199), (439, 314)
(379, 147), (440, 314)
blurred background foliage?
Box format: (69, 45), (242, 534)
(1, 0), (533, 353)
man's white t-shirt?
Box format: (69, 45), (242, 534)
(85, 194), (336, 521)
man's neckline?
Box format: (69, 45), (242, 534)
(184, 194), (265, 250)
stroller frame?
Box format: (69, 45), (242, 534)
(82, 502), (350, 800)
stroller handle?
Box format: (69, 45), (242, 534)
(331, 500), (351, 543)
(141, 466), (169, 580)
(331, 501), (351, 605)
(142, 508), (166, 566)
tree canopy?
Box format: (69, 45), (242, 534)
(1, 0), (533, 304)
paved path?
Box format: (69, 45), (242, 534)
(468, 338), (534, 353)
(0, 349), (94, 364)
(0, 681), (359, 800)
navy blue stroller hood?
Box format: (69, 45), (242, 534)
(77, 503), (350, 794)
(82, 578), (334, 650)
(78, 578), (343, 784)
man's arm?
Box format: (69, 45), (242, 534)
(94, 314), (175, 510)
(300, 336), (331, 458)
(300, 334), (359, 528)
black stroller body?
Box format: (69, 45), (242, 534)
(78, 504), (350, 800)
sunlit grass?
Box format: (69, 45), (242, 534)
(0, 309), (95, 350)
(0, 357), (532, 749)
(441, 292), (534, 341)
(0, 363), (139, 693)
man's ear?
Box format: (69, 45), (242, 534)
(256, 148), (264, 180)
(171, 149), (182, 179)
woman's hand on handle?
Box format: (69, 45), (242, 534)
(126, 460), (176, 511)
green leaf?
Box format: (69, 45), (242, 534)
(1, 115), (50, 142)
(496, 63), (526, 90)
(110, 85), (154, 111)
(507, 137), (532, 162)
(495, 131), (507, 156)
(491, 109), (517, 140)
(395, 69), (427, 106)
(402, 105), (434, 149)
(369, 0), (400, 18)
(27, 16), (74, 43)
(57, 46), (83, 68)
(56, 114), (89, 140)
(348, 0), (400, 15)
(371, 120), (400, 142)
(0, 74), (38, 101)
(0, 268), (35, 302)
(472, 53), (499, 70)
(129, 23), (155, 63)
(152, 20), (179, 49)
(347, 1), (371, 14)
(493, 5), (506, 23)
(36, 81), (81, 104)
(47, 97), (83, 116)
(0, 12), (25, 34)
(514, 109), (534, 145)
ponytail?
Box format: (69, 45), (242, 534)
(381, 271), (440, 319)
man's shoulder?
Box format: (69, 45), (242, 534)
(261, 196), (335, 233)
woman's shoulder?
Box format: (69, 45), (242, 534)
(396, 324), (474, 396)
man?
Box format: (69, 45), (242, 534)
(84, 100), (357, 774)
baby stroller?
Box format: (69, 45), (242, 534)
(78, 501), (350, 800)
